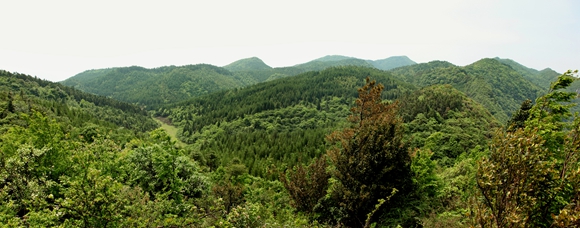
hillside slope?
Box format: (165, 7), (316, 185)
(157, 66), (416, 176)
(62, 64), (249, 109)
(390, 58), (544, 122)
(0, 70), (158, 133)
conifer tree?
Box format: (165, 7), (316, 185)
(326, 77), (412, 227)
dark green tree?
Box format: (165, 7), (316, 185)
(506, 99), (533, 131)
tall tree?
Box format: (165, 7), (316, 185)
(326, 77), (412, 227)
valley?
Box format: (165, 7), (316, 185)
(1, 56), (579, 227)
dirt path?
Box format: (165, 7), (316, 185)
(154, 117), (186, 147)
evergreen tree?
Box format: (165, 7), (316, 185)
(326, 77), (412, 227)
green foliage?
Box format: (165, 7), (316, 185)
(495, 57), (560, 89)
(391, 58), (544, 123)
(506, 99), (533, 131)
(3, 60), (574, 227)
(401, 85), (499, 163)
(162, 66), (414, 177)
(62, 56), (416, 110)
(223, 57), (272, 72)
(61, 64), (249, 109)
(325, 78), (413, 226)
(0, 70), (157, 132)
(124, 131), (208, 201)
(526, 70), (578, 150)
(475, 129), (557, 226)
(474, 70), (580, 227)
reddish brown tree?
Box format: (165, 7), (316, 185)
(326, 77), (412, 227)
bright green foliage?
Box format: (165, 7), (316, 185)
(3, 59), (574, 227)
(61, 65), (247, 109)
(0, 70), (157, 132)
(400, 84), (499, 163)
(526, 70), (578, 150)
(124, 130), (208, 201)
(421, 153), (479, 226)
(410, 149), (439, 203)
(57, 139), (127, 227)
(326, 78), (412, 227)
(391, 58), (544, 123)
(474, 70), (580, 227)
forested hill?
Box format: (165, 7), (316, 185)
(302, 55), (417, 71)
(389, 58), (545, 122)
(60, 56), (417, 109)
(153, 66), (499, 176)
(224, 57), (272, 71)
(495, 57), (560, 88)
(154, 66), (415, 175)
(0, 70), (158, 133)
(61, 64), (251, 109)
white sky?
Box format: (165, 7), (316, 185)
(1, 0), (578, 82)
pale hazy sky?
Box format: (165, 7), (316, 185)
(1, 0), (578, 82)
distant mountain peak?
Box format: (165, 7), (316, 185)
(313, 55), (356, 62)
(224, 57), (272, 71)
(368, 56), (416, 70)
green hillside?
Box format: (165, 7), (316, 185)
(495, 57), (560, 88)
(223, 57), (272, 71)
(155, 65), (500, 176)
(399, 84), (500, 164)
(0, 70), (158, 133)
(307, 55), (417, 71)
(368, 55), (417, 70)
(292, 58), (374, 71)
(61, 56), (417, 108)
(390, 58), (544, 122)
(62, 64), (251, 109)
(312, 55), (355, 62)
(156, 66), (415, 175)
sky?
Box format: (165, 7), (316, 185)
(1, 0), (579, 82)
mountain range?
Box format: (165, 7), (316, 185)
(61, 55), (417, 108)
(61, 55), (563, 123)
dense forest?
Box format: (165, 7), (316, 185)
(61, 56), (416, 109)
(2, 56), (580, 227)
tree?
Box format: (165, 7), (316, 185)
(280, 155), (330, 214)
(506, 99), (532, 131)
(474, 70), (580, 227)
(326, 77), (412, 227)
